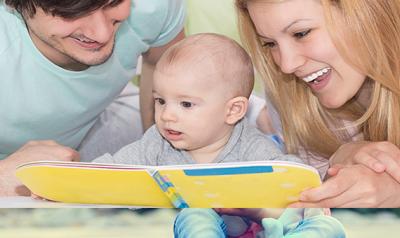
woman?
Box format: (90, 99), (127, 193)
(236, 0), (400, 207)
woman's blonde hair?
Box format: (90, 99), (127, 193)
(236, 0), (400, 158)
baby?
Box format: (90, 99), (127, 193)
(93, 33), (298, 167)
(92, 33), (321, 237)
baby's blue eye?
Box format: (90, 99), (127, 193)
(181, 101), (193, 108)
(155, 98), (165, 105)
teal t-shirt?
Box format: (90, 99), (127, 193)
(0, 0), (185, 160)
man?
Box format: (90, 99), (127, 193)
(0, 0), (185, 196)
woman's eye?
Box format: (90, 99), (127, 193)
(155, 98), (165, 105)
(293, 29), (311, 39)
(181, 101), (193, 108)
(262, 41), (276, 48)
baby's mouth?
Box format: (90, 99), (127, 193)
(167, 129), (182, 135)
(164, 129), (183, 141)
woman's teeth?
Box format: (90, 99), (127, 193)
(302, 68), (330, 83)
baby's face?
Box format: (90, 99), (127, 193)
(153, 66), (233, 152)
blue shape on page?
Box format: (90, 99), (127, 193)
(183, 166), (273, 176)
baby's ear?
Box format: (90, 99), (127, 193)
(225, 96), (248, 125)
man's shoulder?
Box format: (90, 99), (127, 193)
(0, 4), (20, 30)
(0, 4), (22, 55)
(127, 0), (171, 33)
(130, 0), (179, 17)
(123, 0), (184, 46)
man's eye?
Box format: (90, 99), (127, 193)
(155, 98), (165, 105)
(293, 29), (311, 39)
(262, 41), (276, 48)
(181, 101), (193, 108)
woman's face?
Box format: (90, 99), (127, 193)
(247, 0), (366, 109)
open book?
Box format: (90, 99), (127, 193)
(16, 161), (321, 208)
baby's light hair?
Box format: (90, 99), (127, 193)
(156, 33), (254, 98)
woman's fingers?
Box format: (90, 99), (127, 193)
(299, 172), (353, 203)
(292, 165), (400, 207)
(353, 152), (386, 173)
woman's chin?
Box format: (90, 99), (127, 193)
(318, 97), (347, 110)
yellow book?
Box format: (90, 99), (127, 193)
(16, 161), (321, 208)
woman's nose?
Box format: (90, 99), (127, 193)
(275, 45), (306, 74)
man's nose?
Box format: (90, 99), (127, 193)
(81, 11), (114, 44)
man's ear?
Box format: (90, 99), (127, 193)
(225, 96), (249, 125)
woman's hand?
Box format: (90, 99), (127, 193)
(0, 140), (79, 196)
(329, 141), (400, 182)
(290, 164), (400, 207)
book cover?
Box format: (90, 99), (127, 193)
(16, 161), (321, 208)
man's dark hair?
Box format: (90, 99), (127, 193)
(4, 0), (124, 19)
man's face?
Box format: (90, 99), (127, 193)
(24, 0), (131, 70)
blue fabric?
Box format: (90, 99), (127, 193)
(174, 208), (346, 238)
(0, 0), (185, 160)
(174, 209), (227, 238)
(262, 209), (346, 238)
